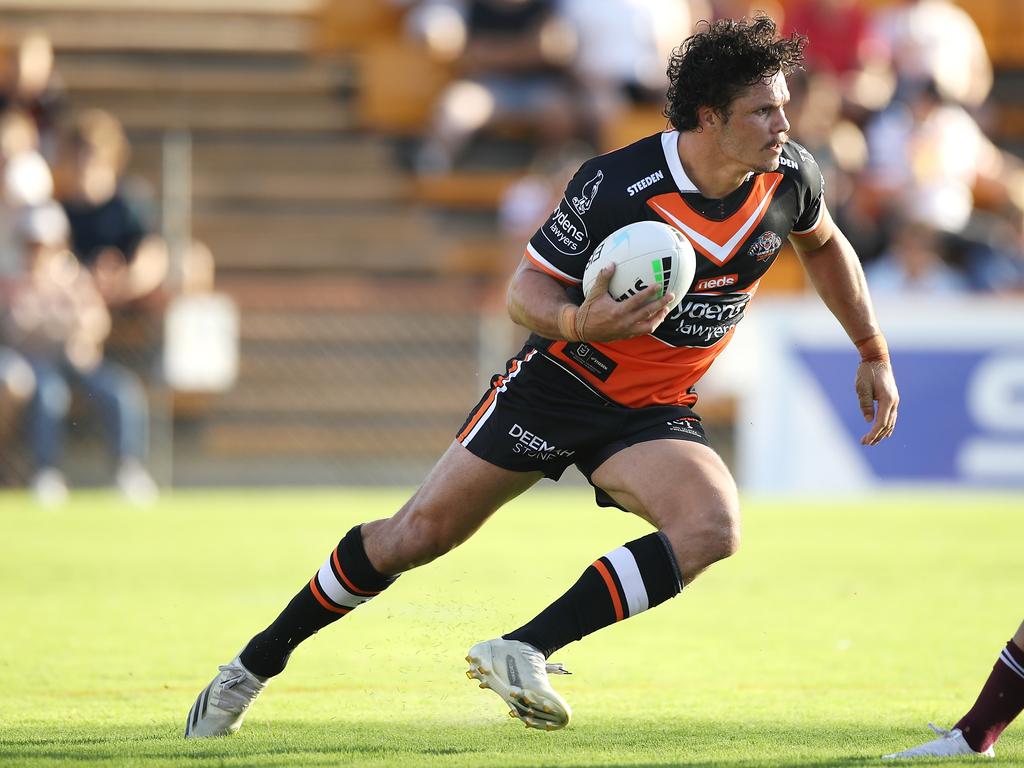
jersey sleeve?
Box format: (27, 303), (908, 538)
(525, 159), (616, 285)
(788, 142), (826, 237)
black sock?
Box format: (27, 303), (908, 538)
(504, 531), (683, 658)
(239, 525), (396, 677)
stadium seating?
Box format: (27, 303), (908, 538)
(0, 0), (493, 485)
(5, 0), (1019, 487)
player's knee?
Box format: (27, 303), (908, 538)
(704, 477), (742, 562)
(393, 501), (463, 568)
(714, 505), (742, 561)
(693, 508), (740, 565)
(661, 500), (741, 577)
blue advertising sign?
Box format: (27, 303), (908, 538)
(736, 299), (1024, 492)
(798, 349), (1023, 484)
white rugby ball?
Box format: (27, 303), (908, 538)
(582, 220), (695, 311)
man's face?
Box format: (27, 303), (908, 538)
(712, 70), (791, 174)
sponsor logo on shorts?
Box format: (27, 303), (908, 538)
(693, 273), (738, 292)
(748, 231), (782, 261)
(667, 417), (702, 436)
(571, 169), (604, 214)
(508, 423), (575, 460)
(626, 170), (664, 196)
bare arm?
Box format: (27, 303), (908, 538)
(506, 257), (675, 343)
(790, 206), (899, 446)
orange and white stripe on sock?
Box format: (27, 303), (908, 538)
(593, 532), (683, 622)
(309, 548), (382, 615)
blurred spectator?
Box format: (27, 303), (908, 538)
(0, 108), (54, 272)
(871, 0), (992, 109)
(863, 79), (1021, 237)
(0, 343), (35, 477)
(559, 0), (694, 149)
(782, 0), (895, 118)
(55, 109), (167, 308)
(786, 70), (868, 210)
(785, 68), (883, 265)
(0, 108), (53, 470)
(1, 202), (157, 506)
(784, 0), (870, 77)
(410, 0), (580, 174)
(0, 29), (66, 162)
(861, 78), (1024, 288)
(709, 0), (783, 25)
(54, 109), (214, 309)
(864, 217), (969, 295)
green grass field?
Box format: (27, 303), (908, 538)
(1, 488), (1021, 767)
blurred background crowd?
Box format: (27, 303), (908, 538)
(0, 0), (1021, 503)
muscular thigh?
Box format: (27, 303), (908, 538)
(590, 439), (739, 536)
(412, 440), (543, 529)
(363, 441), (543, 573)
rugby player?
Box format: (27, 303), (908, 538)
(185, 15), (899, 737)
(885, 621), (1024, 759)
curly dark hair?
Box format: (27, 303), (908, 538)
(664, 15), (806, 131)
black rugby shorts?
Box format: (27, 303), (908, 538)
(456, 345), (711, 509)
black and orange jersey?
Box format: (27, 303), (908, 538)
(525, 130), (826, 408)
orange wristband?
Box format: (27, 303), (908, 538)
(854, 333), (890, 363)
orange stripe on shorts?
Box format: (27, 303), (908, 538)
(456, 357), (523, 442)
(457, 388), (498, 442)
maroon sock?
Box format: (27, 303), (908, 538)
(955, 640), (1024, 752)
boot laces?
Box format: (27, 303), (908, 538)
(214, 664), (263, 711)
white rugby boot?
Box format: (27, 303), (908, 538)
(883, 724), (995, 759)
(466, 638), (572, 730)
(184, 656), (269, 738)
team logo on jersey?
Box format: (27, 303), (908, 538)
(748, 231), (782, 262)
(571, 169), (604, 214)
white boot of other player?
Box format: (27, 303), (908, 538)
(883, 724), (995, 759)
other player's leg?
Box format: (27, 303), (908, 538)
(469, 437), (739, 730)
(185, 442), (541, 738)
(883, 620), (1024, 760)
